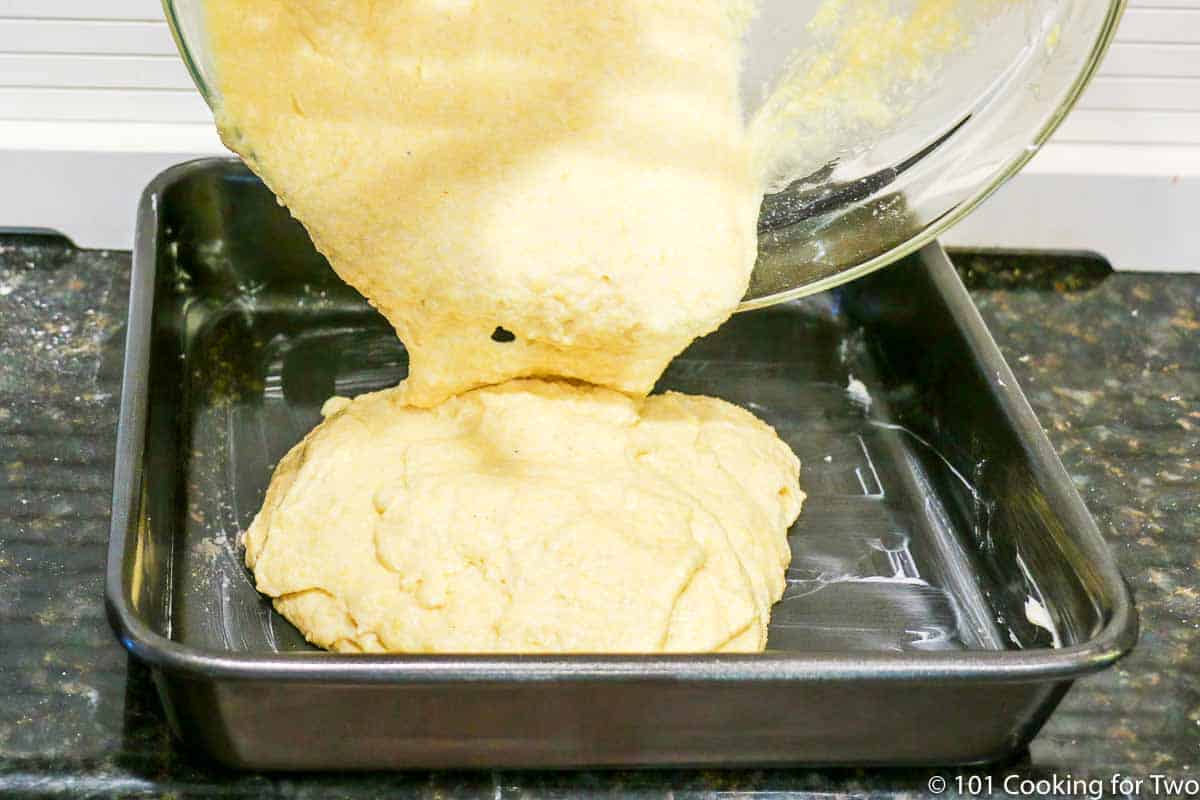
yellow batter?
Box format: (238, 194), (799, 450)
(208, 0), (808, 654)
(206, 0), (759, 407)
(246, 381), (803, 653)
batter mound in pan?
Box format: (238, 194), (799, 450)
(244, 381), (803, 653)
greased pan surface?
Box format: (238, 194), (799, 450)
(107, 160), (1136, 769)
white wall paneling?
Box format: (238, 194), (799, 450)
(944, 144), (1200, 272)
(946, 0), (1200, 270)
(0, 53), (192, 89)
(0, 19), (177, 55)
(0, 2), (224, 247)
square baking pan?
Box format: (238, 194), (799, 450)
(106, 159), (1136, 770)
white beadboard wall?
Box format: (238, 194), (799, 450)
(1, 0), (1198, 270)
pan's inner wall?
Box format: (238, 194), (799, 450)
(133, 163), (1103, 655)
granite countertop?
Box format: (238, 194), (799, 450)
(0, 234), (1196, 798)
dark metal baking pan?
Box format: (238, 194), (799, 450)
(106, 159), (1136, 770)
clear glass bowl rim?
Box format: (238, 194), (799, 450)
(161, 0), (1128, 311)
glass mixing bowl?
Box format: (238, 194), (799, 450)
(163, 0), (1124, 310)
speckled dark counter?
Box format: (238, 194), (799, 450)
(0, 234), (1196, 798)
